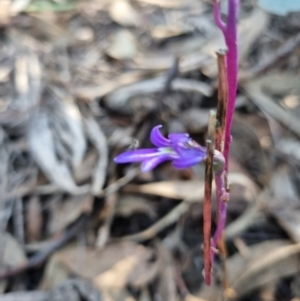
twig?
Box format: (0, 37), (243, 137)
(217, 234), (231, 296)
(203, 110), (216, 285)
(244, 83), (300, 139)
(248, 31), (300, 77)
(99, 167), (140, 197)
(84, 116), (108, 196)
(120, 201), (190, 242)
(215, 50), (228, 154)
(0, 214), (88, 280)
(213, 50), (230, 290)
(96, 177), (118, 249)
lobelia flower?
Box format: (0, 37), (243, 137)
(114, 125), (224, 172)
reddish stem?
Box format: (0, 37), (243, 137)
(203, 111), (216, 285)
(217, 0), (239, 173)
(210, 0), (239, 273)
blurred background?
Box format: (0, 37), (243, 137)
(1, 0), (300, 300)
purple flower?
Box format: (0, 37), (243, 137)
(114, 125), (207, 172)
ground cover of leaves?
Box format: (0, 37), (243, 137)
(1, 0), (300, 300)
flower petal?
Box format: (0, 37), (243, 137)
(141, 155), (171, 172)
(172, 152), (206, 168)
(114, 149), (159, 163)
(150, 125), (170, 147)
(168, 133), (190, 145)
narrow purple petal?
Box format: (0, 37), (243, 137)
(172, 153), (206, 168)
(114, 149), (159, 163)
(141, 155), (171, 172)
(168, 133), (190, 145)
(150, 125), (170, 147)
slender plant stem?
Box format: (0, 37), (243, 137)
(203, 111), (216, 285)
(211, 169), (227, 263)
(210, 0), (239, 278)
(215, 0), (239, 173)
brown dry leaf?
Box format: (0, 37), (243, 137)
(124, 180), (204, 202)
(244, 77), (300, 138)
(40, 253), (70, 291)
(116, 195), (157, 219)
(136, 0), (192, 8)
(245, 72), (300, 135)
(156, 243), (177, 301)
(0, 232), (27, 293)
(231, 117), (271, 186)
(84, 117), (108, 195)
(139, 288), (151, 301)
(198, 240), (300, 300)
(0, 66), (10, 83)
(26, 195), (42, 242)
(231, 241), (300, 296)
(0, 292), (47, 301)
(93, 242), (159, 290)
(151, 25), (192, 40)
(74, 151), (98, 183)
(45, 279), (102, 301)
(0, 0), (10, 26)
(105, 77), (212, 112)
(27, 109), (86, 194)
(42, 241), (159, 292)
(50, 194), (93, 234)
(124, 173), (258, 203)
(50, 89), (86, 169)
(277, 138), (300, 161)
(109, 0), (141, 27)
(181, 109), (210, 133)
(253, 72), (300, 97)
(0, 52), (41, 125)
(268, 166), (300, 243)
(238, 9), (269, 63)
(121, 173), (259, 243)
(185, 295), (208, 301)
(106, 30), (138, 60)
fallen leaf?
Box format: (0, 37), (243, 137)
(151, 24), (192, 40)
(27, 109), (86, 194)
(0, 232), (27, 293)
(116, 195), (157, 219)
(124, 180), (204, 201)
(106, 30), (138, 60)
(268, 166), (300, 243)
(109, 0), (141, 27)
(198, 240), (300, 300)
(50, 194), (93, 234)
(244, 80), (300, 139)
(0, 0), (10, 26)
(124, 174), (258, 203)
(46, 279), (102, 301)
(42, 241), (159, 292)
(51, 90), (86, 169)
(181, 109), (210, 133)
(105, 77), (212, 112)
(136, 0), (191, 8)
(84, 117), (108, 195)
(156, 243), (177, 301)
(0, 292), (47, 301)
(26, 195), (42, 242)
